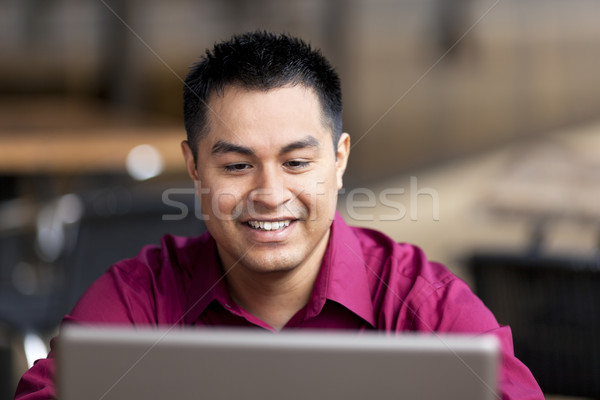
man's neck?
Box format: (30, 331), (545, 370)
(228, 267), (319, 330)
(222, 233), (330, 331)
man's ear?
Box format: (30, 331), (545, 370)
(335, 133), (350, 190)
(181, 140), (200, 181)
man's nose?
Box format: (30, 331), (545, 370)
(248, 167), (293, 210)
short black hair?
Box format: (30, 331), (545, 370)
(183, 31), (343, 161)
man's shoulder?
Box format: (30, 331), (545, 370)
(67, 232), (215, 322)
(110, 232), (213, 282)
(345, 222), (456, 286)
(339, 222), (466, 331)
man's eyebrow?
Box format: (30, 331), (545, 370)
(210, 140), (255, 156)
(279, 136), (321, 155)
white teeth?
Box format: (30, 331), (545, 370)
(247, 220), (291, 231)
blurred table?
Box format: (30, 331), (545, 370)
(481, 133), (600, 224)
(0, 97), (185, 175)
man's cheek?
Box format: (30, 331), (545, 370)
(294, 178), (327, 201)
(210, 191), (242, 221)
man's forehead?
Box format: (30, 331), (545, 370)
(207, 86), (311, 129)
(198, 85), (333, 152)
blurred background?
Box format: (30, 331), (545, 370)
(1, 0), (600, 398)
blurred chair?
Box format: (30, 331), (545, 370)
(0, 182), (205, 388)
(0, 230), (64, 334)
(0, 337), (12, 400)
(470, 252), (600, 398)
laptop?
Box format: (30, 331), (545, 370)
(57, 326), (499, 400)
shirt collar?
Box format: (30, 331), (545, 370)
(304, 211), (376, 327)
(184, 211), (375, 328)
(183, 233), (232, 324)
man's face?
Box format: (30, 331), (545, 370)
(182, 85), (350, 275)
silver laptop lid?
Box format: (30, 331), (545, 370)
(57, 326), (499, 400)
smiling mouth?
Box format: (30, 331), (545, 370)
(246, 220), (292, 231)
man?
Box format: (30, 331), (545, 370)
(15, 31), (543, 399)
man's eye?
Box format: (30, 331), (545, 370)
(284, 160), (310, 169)
(224, 163), (252, 172)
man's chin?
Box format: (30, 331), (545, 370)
(239, 252), (301, 274)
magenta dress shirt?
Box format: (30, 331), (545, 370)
(15, 212), (543, 399)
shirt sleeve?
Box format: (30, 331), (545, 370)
(14, 263), (156, 400)
(411, 277), (544, 400)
